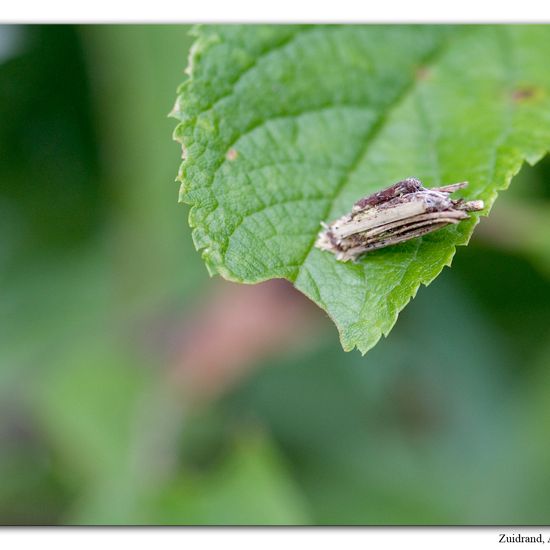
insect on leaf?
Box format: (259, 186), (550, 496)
(172, 25), (550, 353)
(315, 178), (484, 261)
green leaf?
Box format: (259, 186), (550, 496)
(149, 432), (310, 524)
(172, 25), (550, 353)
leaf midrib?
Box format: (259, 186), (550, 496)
(291, 33), (455, 285)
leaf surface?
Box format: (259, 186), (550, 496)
(173, 25), (550, 353)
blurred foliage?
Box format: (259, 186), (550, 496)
(1, 25), (550, 525)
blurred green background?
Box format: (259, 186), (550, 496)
(1, 25), (550, 525)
